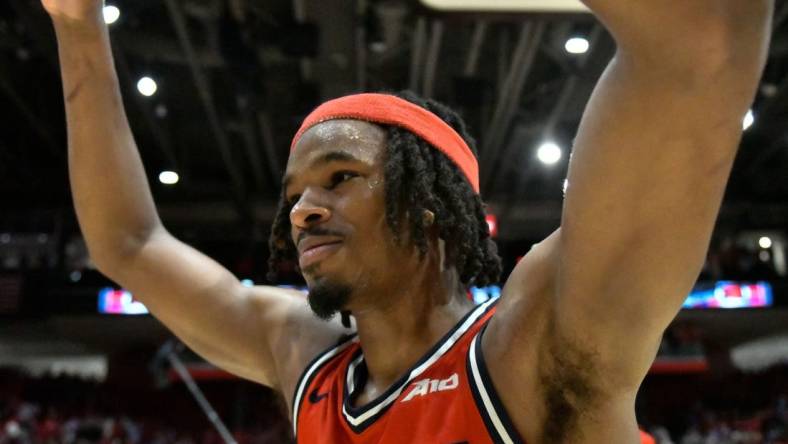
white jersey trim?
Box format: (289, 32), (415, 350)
(468, 330), (517, 444)
(341, 297), (497, 428)
(292, 335), (358, 436)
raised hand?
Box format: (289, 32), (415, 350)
(41, 0), (104, 26)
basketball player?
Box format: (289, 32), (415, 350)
(42, 0), (773, 442)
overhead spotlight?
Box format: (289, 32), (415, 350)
(742, 109), (754, 130)
(103, 5), (120, 25)
(16, 47), (31, 61)
(158, 171), (179, 185)
(69, 271), (82, 282)
(154, 104), (168, 118)
(760, 83), (778, 98)
(564, 37), (589, 54)
(137, 76), (158, 97)
(758, 236), (772, 249)
(369, 42), (387, 53)
(537, 142), (563, 165)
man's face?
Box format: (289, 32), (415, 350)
(284, 120), (418, 318)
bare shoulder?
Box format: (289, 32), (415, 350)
(484, 229), (560, 358)
(249, 286), (351, 410)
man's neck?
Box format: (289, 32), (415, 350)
(348, 268), (473, 404)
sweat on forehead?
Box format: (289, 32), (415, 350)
(297, 120), (386, 149)
(283, 121), (387, 191)
(289, 120), (386, 162)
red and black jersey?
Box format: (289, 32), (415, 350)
(291, 298), (524, 443)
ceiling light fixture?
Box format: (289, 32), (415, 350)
(137, 77), (158, 97)
(103, 5), (120, 25)
(743, 109), (754, 130)
(537, 142), (563, 165)
(420, 0), (588, 12)
(159, 171), (179, 185)
(565, 37), (589, 54)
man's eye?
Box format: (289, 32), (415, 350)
(286, 195), (301, 206)
(329, 171), (358, 188)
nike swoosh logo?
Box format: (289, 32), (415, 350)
(308, 388), (329, 404)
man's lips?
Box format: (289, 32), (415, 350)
(298, 241), (342, 269)
(297, 236), (343, 256)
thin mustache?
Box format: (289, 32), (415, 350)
(297, 228), (344, 246)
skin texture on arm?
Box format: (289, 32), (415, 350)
(483, 2), (774, 442)
(46, 1), (345, 395)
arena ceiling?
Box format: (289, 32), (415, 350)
(1, 0), (788, 270)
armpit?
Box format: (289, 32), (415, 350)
(538, 325), (605, 443)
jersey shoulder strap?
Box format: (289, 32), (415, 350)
(466, 322), (524, 444)
(291, 333), (359, 434)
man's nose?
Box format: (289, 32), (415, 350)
(290, 191), (331, 229)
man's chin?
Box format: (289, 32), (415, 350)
(302, 261), (343, 287)
(306, 279), (352, 321)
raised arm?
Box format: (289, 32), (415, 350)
(553, 0), (773, 389)
(45, 0), (343, 393)
(484, 1), (773, 441)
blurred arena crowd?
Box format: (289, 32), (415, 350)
(0, 365), (785, 444)
(0, 371), (293, 444)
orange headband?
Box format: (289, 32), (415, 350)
(290, 93), (480, 193)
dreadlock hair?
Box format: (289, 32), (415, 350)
(267, 90), (502, 289)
